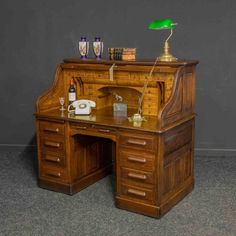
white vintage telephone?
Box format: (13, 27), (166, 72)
(68, 99), (96, 115)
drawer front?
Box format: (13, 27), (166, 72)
(40, 165), (68, 183)
(90, 124), (116, 135)
(39, 120), (65, 136)
(42, 152), (65, 167)
(120, 183), (155, 204)
(70, 122), (91, 131)
(70, 123), (117, 141)
(41, 136), (65, 155)
(119, 149), (155, 171)
(120, 167), (154, 187)
(71, 123), (116, 134)
(119, 134), (155, 151)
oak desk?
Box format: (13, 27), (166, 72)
(35, 59), (198, 218)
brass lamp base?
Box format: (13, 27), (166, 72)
(159, 53), (177, 62)
(159, 41), (177, 62)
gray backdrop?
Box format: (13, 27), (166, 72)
(0, 0), (235, 155)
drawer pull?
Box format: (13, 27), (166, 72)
(127, 188), (146, 197)
(98, 129), (110, 133)
(127, 156), (147, 163)
(46, 172), (61, 178)
(43, 127), (59, 133)
(91, 125), (111, 133)
(128, 172), (147, 180)
(45, 156), (61, 163)
(127, 139), (147, 146)
(76, 126), (87, 130)
(44, 141), (60, 148)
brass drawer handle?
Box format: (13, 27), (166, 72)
(127, 188), (146, 197)
(46, 172), (61, 178)
(44, 141), (60, 148)
(127, 156), (147, 163)
(127, 139), (147, 146)
(128, 172), (147, 180)
(43, 127), (59, 133)
(91, 125), (111, 133)
(98, 129), (110, 133)
(76, 126), (87, 130)
(45, 156), (61, 163)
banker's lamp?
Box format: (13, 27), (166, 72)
(148, 18), (177, 62)
(128, 19), (178, 124)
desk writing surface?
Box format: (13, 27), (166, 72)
(35, 107), (160, 133)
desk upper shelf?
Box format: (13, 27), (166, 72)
(63, 58), (198, 67)
(36, 59), (198, 131)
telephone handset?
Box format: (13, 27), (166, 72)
(68, 99), (96, 115)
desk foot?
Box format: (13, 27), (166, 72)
(38, 165), (112, 195)
(116, 196), (160, 218)
(116, 179), (194, 218)
(38, 179), (74, 195)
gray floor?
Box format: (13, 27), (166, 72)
(0, 151), (235, 236)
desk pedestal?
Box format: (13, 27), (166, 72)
(36, 117), (194, 218)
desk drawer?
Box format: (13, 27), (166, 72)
(70, 123), (117, 141)
(41, 136), (65, 155)
(119, 149), (155, 171)
(91, 124), (116, 135)
(119, 133), (155, 151)
(42, 153), (65, 167)
(71, 123), (116, 134)
(120, 183), (155, 204)
(40, 165), (68, 183)
(70, 122), (91, 131)
(121, 167), (154, 187)
(39, 120), (65, 136)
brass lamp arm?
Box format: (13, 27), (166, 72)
(137, 57), (159, 114)
(159, 27), (177, 62)
(165, 28), (173, 43)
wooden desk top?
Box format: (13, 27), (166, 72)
(35, 107), (194, 134)
(35, 107), (158, 132)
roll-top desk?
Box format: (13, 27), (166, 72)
(35, 58), (198, 218)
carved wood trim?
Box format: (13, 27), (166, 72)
(158, 66), (186, 128)
(73, 76), (84, 96)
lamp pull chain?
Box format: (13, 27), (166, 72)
(137, 57), (159, 115)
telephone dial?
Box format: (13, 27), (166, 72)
(68, 99), (96, 115)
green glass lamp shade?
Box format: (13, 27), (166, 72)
(148, 18), (177, 62)
(148, 19), (175, 30)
